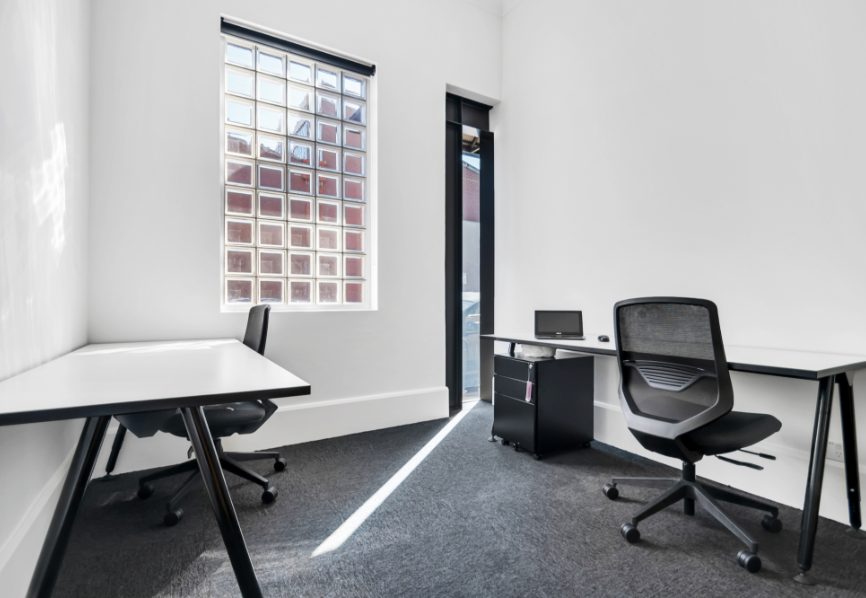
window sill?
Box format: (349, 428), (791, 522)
(221, 303), (375, 313)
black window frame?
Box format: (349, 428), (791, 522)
(445, 93), (494, 411)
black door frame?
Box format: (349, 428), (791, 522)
(445, 93), (494, 411)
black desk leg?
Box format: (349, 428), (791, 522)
(794, 375), (835, 585)
(838, 373), (866, 539)
(181, 407), (263, 598)
(27, 415), (110, 598)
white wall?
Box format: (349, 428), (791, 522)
(495, 0), (866, 523)
(0, 0), (92, 593)
(88, 0), (501, 473)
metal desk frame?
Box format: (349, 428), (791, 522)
(0, 339), (310, 598)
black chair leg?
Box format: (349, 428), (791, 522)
(167, 471), (202, 512)
(692, 484), (759, 553)
(612, 476), (678, 490)
(104, 423), (127, 476)
(224, 451), (279, 462)
(221, 457), (270, 490)
(610, 465), (769, 558)
(139, 458), (198, 485)
(631, 482), (688, 525)
(703, 484), (779, 518)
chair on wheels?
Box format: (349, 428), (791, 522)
(116, 304), (288, 526)
(601, 297), (782, 573)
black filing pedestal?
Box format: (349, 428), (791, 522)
(492, 351), (593, 459)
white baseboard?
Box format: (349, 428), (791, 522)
(0, 450), (74, 577)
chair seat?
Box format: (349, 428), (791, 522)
(684, 411), (781, 456)
(160, 402), (267, 438)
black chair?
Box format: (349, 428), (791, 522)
(601, 298), (782, 573)
(116, 304), (287, 526)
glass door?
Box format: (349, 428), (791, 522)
(445, 94), (493, 411)
(461, 127), (481, 400)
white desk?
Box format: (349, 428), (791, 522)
(483, 332), (866, 584)
(485, 332), (866, 380)
(0, 339), (310, 598)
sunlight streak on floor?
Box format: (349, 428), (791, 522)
(312, 400), (478, 557)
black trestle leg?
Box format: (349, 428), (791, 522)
(838, 372), (866, 540)
(795, 375), (836, 585)
(27, 416), (110, 598)
(181, 407), (263, 598)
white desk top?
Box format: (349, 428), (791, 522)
(484, 333), (866, 380)
(0, 339), (310, 426)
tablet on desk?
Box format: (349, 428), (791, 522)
(535, 311), (585, 340)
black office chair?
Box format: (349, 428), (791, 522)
(601, 298), (782, 573)
(116, 304), (287, 526)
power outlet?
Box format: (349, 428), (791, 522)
(827, 441), (844, 463)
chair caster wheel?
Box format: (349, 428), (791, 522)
(532, 454), (541, 461)
(737, 550), (761, 573)
(274, 458), (287, 471)
(164, 509), (183, 527)
(137, 483), (154, 499)
(500, 438), (509, 446)
(620, 523), (640, 544)
(761, 514), (782, 534)
(603, 484), (619, 500)
(262, 487), (278, 504)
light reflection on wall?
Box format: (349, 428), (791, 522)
(0, 0), (79, 382)
(31, 124), (68, 255)
(0, 0), (89, 590)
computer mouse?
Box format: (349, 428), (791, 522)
(598, 335), (610, 342)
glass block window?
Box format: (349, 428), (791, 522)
(223, 35), (372, 308)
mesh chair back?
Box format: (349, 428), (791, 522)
(619, 303), (715, 361)
(243, 304), (270, 355)
(614, 298), (733, 442)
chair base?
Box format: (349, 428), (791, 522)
(606, 462), (780, 572)
(137, 440), (285, 525)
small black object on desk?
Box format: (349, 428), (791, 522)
(492, 350), (594, 460)
(598, 335), (610, 342)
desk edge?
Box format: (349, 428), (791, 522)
(0, 385), (312, 427)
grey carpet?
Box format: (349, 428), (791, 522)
(54, 401), (865, 597)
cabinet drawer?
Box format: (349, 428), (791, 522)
(494, 374), (535, 403)
(494, 392), (536, 454)
(494, 355), (530, 381)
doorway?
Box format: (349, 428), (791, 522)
(445, 94), (494, 411)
